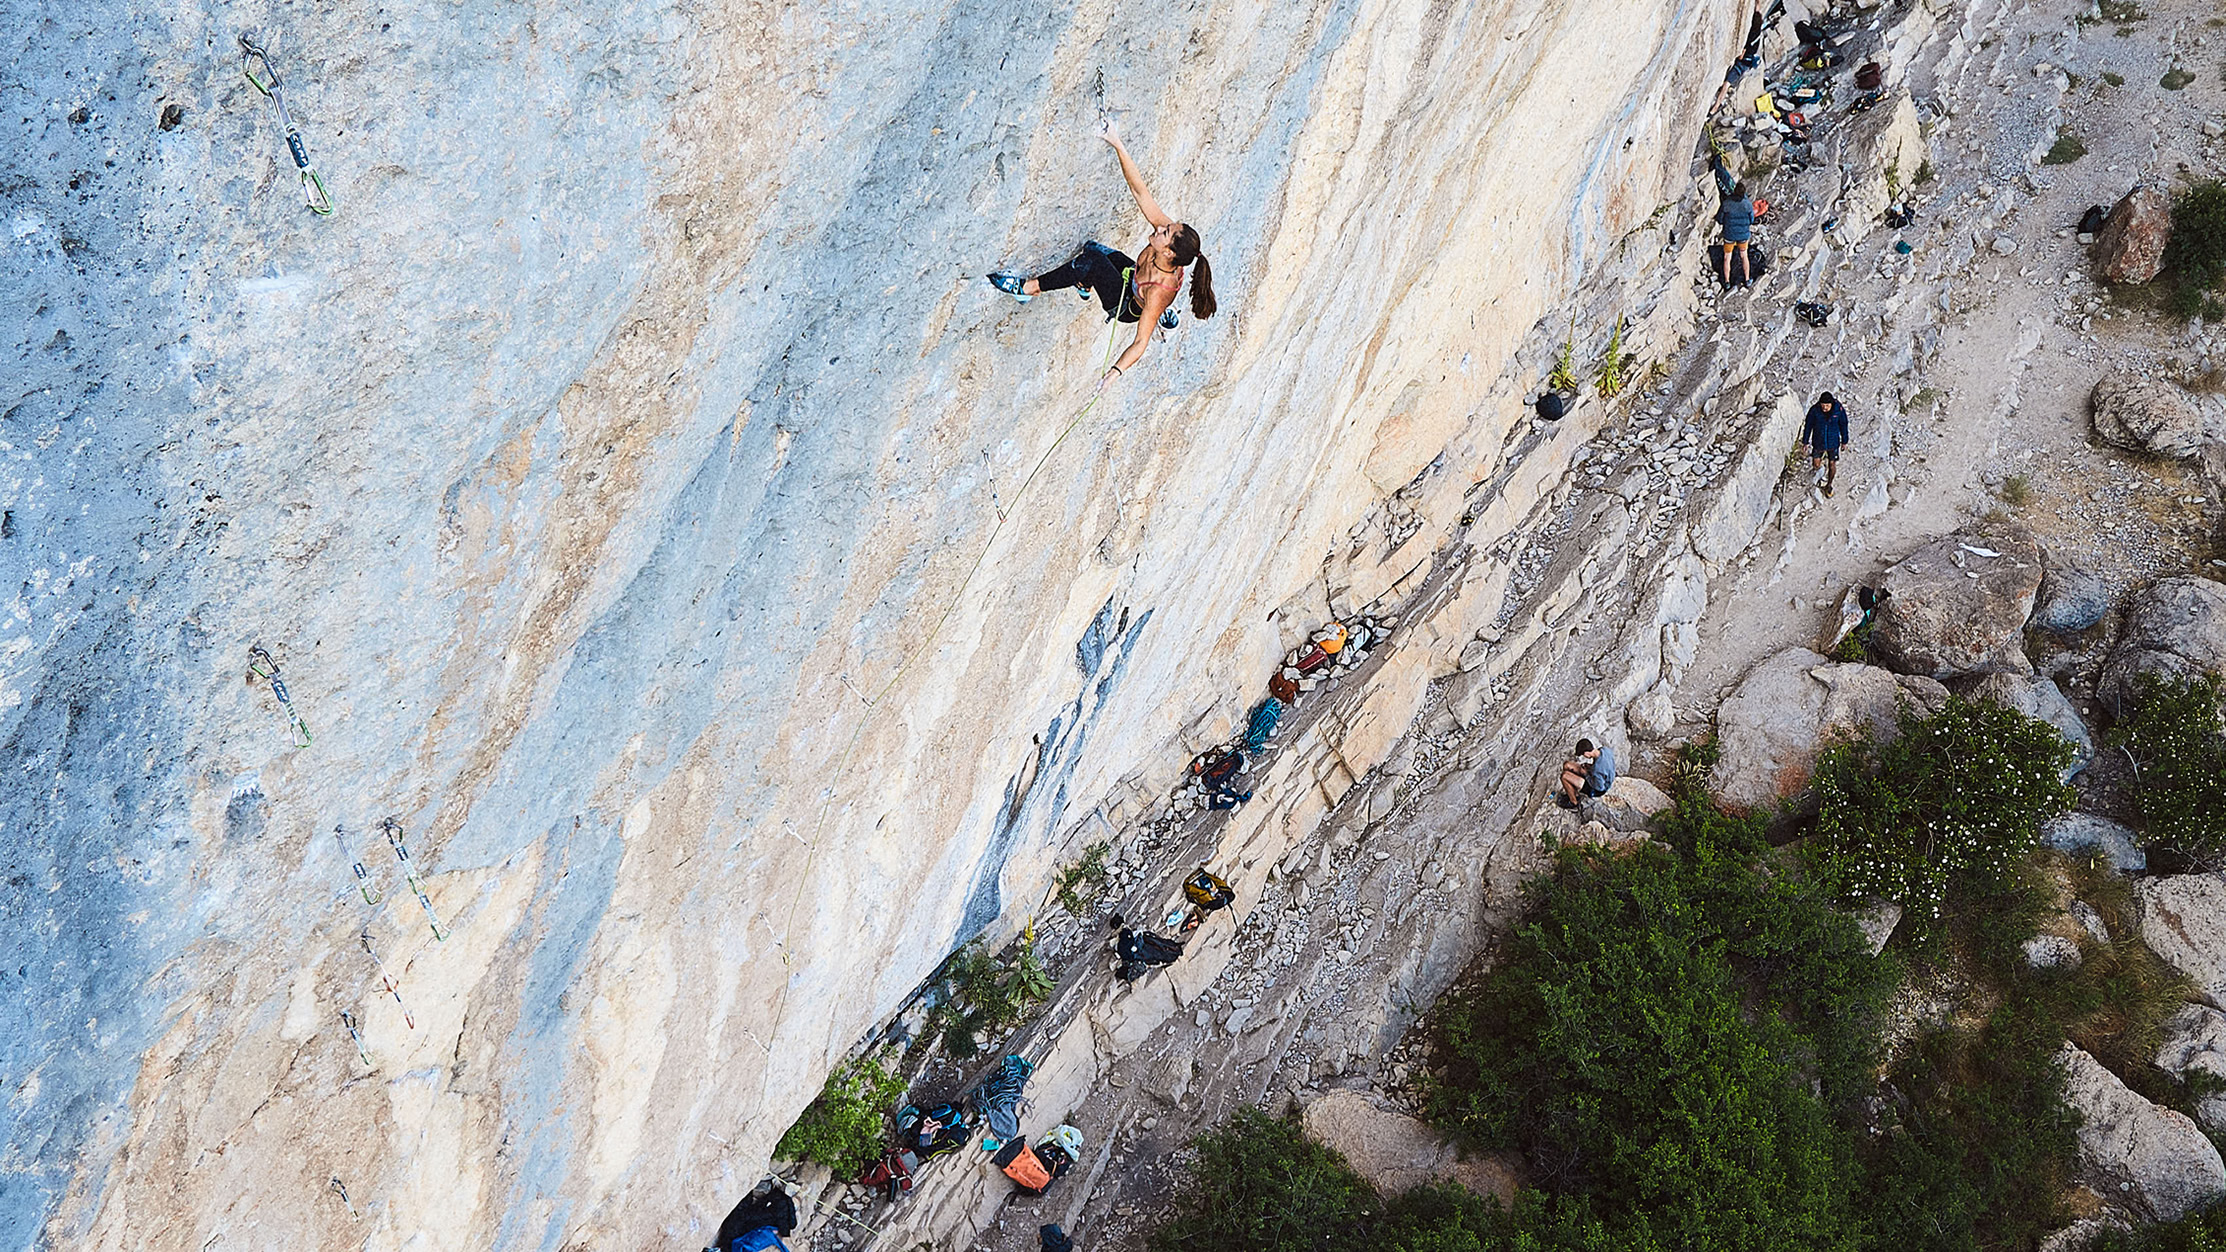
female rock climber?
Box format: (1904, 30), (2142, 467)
(987, 121), (1217, 390)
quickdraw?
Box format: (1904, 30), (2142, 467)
(332, 825), (380, 906)
(359, 930), (416, 1028)
(339, 1009), (375, 1067)
(238, 33), (334, 216)
(246, 645), (312, 747)
(380, 817), (447, 941)
(328, 1177), (359, 1217)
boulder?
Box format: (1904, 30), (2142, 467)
(1626, 684), (1676, 741)
(2093, 186), (2174, 285)
(1964, 672), (2094, 778)
(2023, 934), (2084, 969)
(2137, 875), (2226, 1008)
(2039, 1215), (2133, 1252)
(1871, 522), (2045, 678)
(1593, 776), (1674, 833)
(2033, 562), (2112, 635)
(2155, 1004), (2226, 1135)
(2059, 1043), (2226, 1221)
(2097, 578), (2226, 716)
(1300, 1089), (1517, 1200)
(2090, 372), (2209, 461)
(1711, 648), (1950, 813)
(1852, 900), (1902, 956)
(2040, 813), (2147, 873)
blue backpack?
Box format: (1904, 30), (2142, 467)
(730, 1228), (786, 1252)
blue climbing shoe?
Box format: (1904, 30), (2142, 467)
(1159, 307), (1180, 331)
(988, 273), (1031, 303)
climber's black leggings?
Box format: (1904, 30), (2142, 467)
(1035, 241), (1142, 323)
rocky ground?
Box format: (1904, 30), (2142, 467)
(762, 0), (2226, 1248)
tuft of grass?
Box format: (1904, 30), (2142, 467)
(1915, 159), (1936, 186)
(1051, 842), (1110, 914)
(2102, 70), (2125, 86)
(1548, 320), (1579, 394)
(1593, 316), (1632, 400)
(2043, 132), (2088, 164)
(2161, 66), (2196, 90)
(2000, 474), (2033, 506)
(2095, 0), (2147, 21)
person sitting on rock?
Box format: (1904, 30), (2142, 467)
(987, 120), (1218, 391)
(1802, 391), (1851, 498)
(1557, 738), (1616, 810)
(1716, 181), (1755, 288)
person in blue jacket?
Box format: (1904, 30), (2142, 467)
(1717, 181), (1755, 287)
(1802, 392), (1852, 497)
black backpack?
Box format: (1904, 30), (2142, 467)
(1115, 928), (1185, 981)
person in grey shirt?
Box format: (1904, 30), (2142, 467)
(1557, 737), (1617, 809)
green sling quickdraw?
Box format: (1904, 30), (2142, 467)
(239, 33), (334, 216)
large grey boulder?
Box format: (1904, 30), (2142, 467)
(2059, 1042), (2226, 1222)
(1592, 775), (1674, 833)
(2032, 562), (2112, 635)
(2091, 372), (2210, 461)
(2041, 813), (2147, 873)
(1300, 1089), (1517, 1200)
(2137, 875), (2226, 1008)
(1712, 648), (1950, 813)
(1964, 672), (2093, 779)
(2097, 578), (2226, 716)
(1872, 523), (2045, 678)
(2156, 1004), (2226, 1135)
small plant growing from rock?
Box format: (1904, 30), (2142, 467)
(2101, 70), (2125, 86)
(1593, 316), (1631, 399)
(1999, 474), (2033, 506)
(1915, 158), (1937, 185)
(2042, 131), (2087, 164)
(773, 1053), (908, 1176)
(2160, 66), (2196, 90)
(929, 930), (1053, 1057)
(1548, 321), (1579, 394)
(1051, 841), (1110, 914)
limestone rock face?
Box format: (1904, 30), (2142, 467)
(1964, 672), (2093, 778)
(2138, 875), (2226, 1008)
(2094, 186), (2175, 284)
(5, 0), (1750, 1245)
(1871, 523), (2045, 678)
(1711, 648), (1949, 813)
(2058, 1043), (2226, 1222)
(2098, 578), (2226, 715)
(1300, 1089), (1517, 1200)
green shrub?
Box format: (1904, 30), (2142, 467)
(1811, 697), (2078, 938)
(1999, 474), (2033, 507)
(1426, 825), (1890, 1251)
(2110, 672), (2226, 867)
(2162, 66), (2197, 90)
(772, 1054), (908, 1177)
(1052, 842), (1110, 914)
(2162, 182), (2226, 322)
(1152, 1107), (1377, 1252)
(2043, 132), (2088, 164)
(2103, 71), (2126, 86)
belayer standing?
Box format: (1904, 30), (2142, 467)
(1716, 181), (1756, 288)
(1802, 391), (1851, 498)
(988, 120), (1218, 390)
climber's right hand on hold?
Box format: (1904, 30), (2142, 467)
(1097, 365), (1122, 393)
(1099, 116), (1123, 149)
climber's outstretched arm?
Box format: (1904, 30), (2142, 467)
(1102, 122), (1174, 229)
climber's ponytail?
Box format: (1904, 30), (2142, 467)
(1172, 224), (1217, 320)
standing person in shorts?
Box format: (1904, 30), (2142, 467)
(1802, 391), (1851, 498)
(1717, 181), (1755, 287)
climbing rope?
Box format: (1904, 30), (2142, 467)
(246, 645), (313, 747)
(380, 817), (448, 941)
(238, 33), (334, 216)
(332, 825), (381, 906)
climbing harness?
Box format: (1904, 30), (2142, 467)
(332, 825), (381, 906)
(238, 33), (334, 216)
(380, 817), (447, 941)
(338, 1009), (374, 1067)
(359, 931), (415, 1029)
(246, 645), (313, 747)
